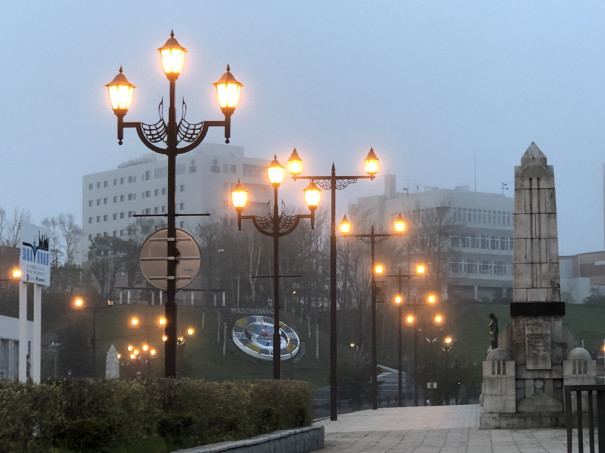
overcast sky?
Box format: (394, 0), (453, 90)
(2, 1), (604, 255)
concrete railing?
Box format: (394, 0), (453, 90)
(172, 425), (324, 453)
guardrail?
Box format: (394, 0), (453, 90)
(565, 384), (605, 453)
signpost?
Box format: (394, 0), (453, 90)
(18, 223), (51, 382)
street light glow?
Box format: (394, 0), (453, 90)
(364, 147), (379, 176)
(214, 65), (243, 114)
(374, 263), (384, 275)
(158, 31), (187, 77)
(434, 314), (444, 325)
(106, 66), (135, 115)
(231, 179), (248, 210)
(267, 156), (285, 187)
(427, 294), (437, 304)
(405, 314), (416, 325)
(11, 268), (22, 279)
(287, 148), (303, 175)
(73, 297), (84, 308)
(339, 215), (351, 234)
(304, 181), (321, 209)
(394, 213), (406, 232)
(394, 294), (403, 304)
(130, 316), (140, 327)
(416, 264), (426, 275)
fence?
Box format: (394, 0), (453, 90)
(565, 384), (605, 453)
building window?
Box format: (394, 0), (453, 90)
(88, 200), (93, 207)
(103, 215), (108, 221)
(113, 213), (117, 220)
(128, 194), (136, 201)
(96, 182), (101, 189)
(113, 178), (118, 186)
(154, 189), (159, 196)
(113, 196), (118, 203)
(103, 198), (107, 205)
(120, 177), (124, 184)
(179, 203), (185, 210)
(88, 217), (93, 224)
(162, 188), (167, 195)
(128, 211), (134, 217)
(96, 199), (101, 206)
(179, 185), (185, 192)
(96, 216), (100, 223)
(211, 158), (220, 173)
(231, 164), (236, 173)
(104, 180), (108, 187)
(120, 195), (124, 202)
(88, 183), (93, 190)
(189, 160), (197, 173)
(490, 237), (499, 250)
(120, 212), (124, 219)
(128, 176), (136, 183)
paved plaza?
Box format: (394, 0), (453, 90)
(314, 404), (593, 453)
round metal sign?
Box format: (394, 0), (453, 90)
(140, 228), (201, 290)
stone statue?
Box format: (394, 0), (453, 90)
(488, 313), (498, 350)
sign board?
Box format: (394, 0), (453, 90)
(426, 382), (438, 389)
(19, 223), (51, 286)
(140, 228), (201, 290)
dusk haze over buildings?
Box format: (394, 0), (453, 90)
(2, 1), (604, 257)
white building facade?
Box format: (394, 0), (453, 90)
(82, 143), (272, 242)
(350, 174), (514, 302)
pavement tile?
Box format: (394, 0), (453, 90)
(315, 404), (594, 453)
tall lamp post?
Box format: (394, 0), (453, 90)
(231, 156), (321, 380)
(73, 296), (114, 378)
(340, 214), (406, 410)
(384, 264), (426, 406)
(404, 294), (443, 406)
(286, 148), (378, 421)
(106, 31), (243, 377)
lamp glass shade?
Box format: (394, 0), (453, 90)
(214, 65), (243, 112)
(304, 181), (321, 209)
(416, 264), (426, 275)
(11, 268), (22, 279)
(394, 294), (403, 304)
(339, 215), (351, 234)
(267, 157), (285, 186)
(374, 263), (384, 275)
(434, 314), (444, 325)
(158, 32), (186, 76)
(427, 294), (437, 304)
(106, 67), (135, 113)
(364, 147), (379, 176)
(405, 314), (415, 325)
(394, 213), (406, 232)
(231, 180), (248, 209)
(287, 148), (302, 175)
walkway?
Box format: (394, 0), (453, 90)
(314, 405), (590, 452)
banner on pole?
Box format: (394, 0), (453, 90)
(19, 223), (51, 286)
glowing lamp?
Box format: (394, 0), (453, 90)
(214, 65), (243, 115)
(106, 66), (135, 117)
(158, 31), (186, 78)
(267, 156), (285, 187)
(287, 148), (303, 175)
(364, 147), (379, 176)
(231, 179), (248, 211)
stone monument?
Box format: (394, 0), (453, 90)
(105, 344), (120, 379)
(480, 143), (595, 429)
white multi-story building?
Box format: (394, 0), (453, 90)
(82, 143), (272, 242)
(349, 174), (514, 301)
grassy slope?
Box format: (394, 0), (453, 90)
(90, 302), (605, 388)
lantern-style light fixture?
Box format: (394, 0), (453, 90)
(158, 31), (187, 78)
(231, 179), (248, 211)
(106, 66), (136, 117)
(394, 213), (406, 232)
(267, 156), (285, 187)
(433, 314), (444, 325)
(374, 263), (385, 275)
(405, 314), (416, 325)
(214, 65), (243, 116)
(427, 294), (437, 305)
(130, 316), (140, 327)
(394, 294), (403, 305)
(339, 215), (351, 234)
(304, 181), (321, 210)
(287, 148), (303, 176)
(11, 268), (22, 280)
(364, 148), (379, 176)
(73, 297), (84, 308)
(416, 264), (426, 275)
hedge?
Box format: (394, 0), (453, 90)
(0, 378), (313, 453)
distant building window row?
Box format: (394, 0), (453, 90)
(452, 207), (512, 226)
(449, 260), (512, 276)
(88, 219), (186, 240)
(450, 235), (513, 251)
(87, 205), (175, 224)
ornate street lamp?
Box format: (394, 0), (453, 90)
(340, 215), (405, 410)
(231, 156), (320, 379)
(106, 31), (242, 378)
(383, 263), (427, 406)
(287, 147), (378, 421)
(405, 293), (444, 406)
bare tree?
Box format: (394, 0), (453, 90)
(2, 209), (31, 247)
(58, 214), (83, 264)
